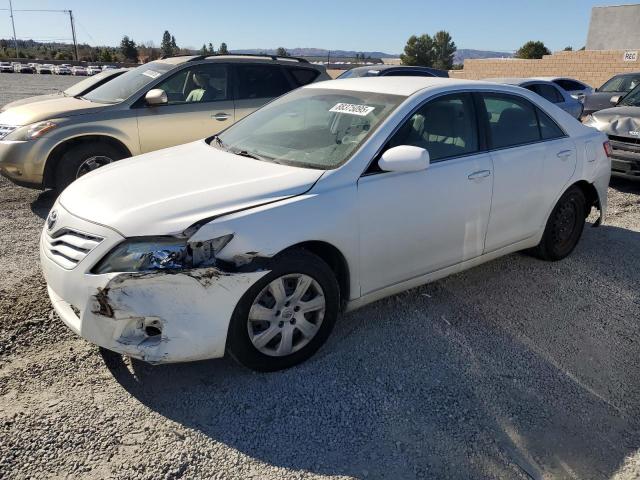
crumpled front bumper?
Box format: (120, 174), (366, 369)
(40, 209), (269, 364)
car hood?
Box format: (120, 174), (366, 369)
(59, 140), (324, 237)
(1, 93), (63, 112)
(591, 106), (640, 137)
(0, 96), (108, 126)
(583, 91), (624, 112)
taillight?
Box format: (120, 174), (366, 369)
(603, 141), (613, 157)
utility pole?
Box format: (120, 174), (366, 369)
(68, 10), (79, 61)
(9, 0), (18, 58)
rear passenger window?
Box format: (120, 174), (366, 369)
(387, 93), (478, 161)
(537, 108), (565, 140)
(483, 94), (540, 149)
(288, 67), (319, 86)
(527, 83), (564, 103)
(236, 65), (291, 99)
(555, 79), (585, 91)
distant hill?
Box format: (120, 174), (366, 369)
(454, 49), (514, 63)
(231, 47), (514, 64)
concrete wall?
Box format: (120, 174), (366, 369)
(586, 4), (640, 50)
(449, 50), (640, 88)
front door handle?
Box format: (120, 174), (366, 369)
(212, 113), (231, 121)
(468, 170), (491, 180)
(556, 150), (573, 160)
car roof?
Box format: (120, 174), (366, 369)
(484, 77), (556, 86)
(305, 77), (490, 96)
(155, 54), (321, 69)
(533, 76), (584, 83)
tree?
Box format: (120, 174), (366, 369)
(564, 46), (573, 51)
(208, 43), (215, 54)
(276, 47), (289, 57)
(170, 35), (178, 53)
(99, 48), (113, 62)
(200, 44), (208, 55)
(219, 42), (228, 55)
(400, 34), (434, 66)
(515, 40), (551, 59)
(161, 30), (173, 56)
(120, 35), (138, 62)
(432, 31), (456, 70)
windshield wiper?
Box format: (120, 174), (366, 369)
(232, 149), (272, 162)
(211, 134), (228, 151)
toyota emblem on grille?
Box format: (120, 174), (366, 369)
(630, 130), (640, 137)
(47, 210), (58, 231)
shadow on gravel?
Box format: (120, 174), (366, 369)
(610, 177), (640, 194)
(30, 189), (57, 220)
(102, 224), (640, 480)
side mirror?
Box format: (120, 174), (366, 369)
(145, 89), (168, 106)
(378, 145), (430, 173)
(610, 95), (621, 105)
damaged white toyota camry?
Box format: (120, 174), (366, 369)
(41, 77), (611, 371)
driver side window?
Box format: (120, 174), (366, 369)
(387, 93), (479, 162)
(154, 64), (230, 105)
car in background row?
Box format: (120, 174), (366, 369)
(86, 65), (102, 75)
(36, 64), (54, 74)
(13, 63), (34, 74)
(582, 72), (640, 116)
(0, 54), (330, 191)
(485, 78), (583, 119)
(338, 65), (449, 79)
(54, 64), (72, 75)
(1, 68), (129, 112)
(71, 66), (87, 76)
(40, 77), (610, 370)
(536, 76), (594, 101)
(583, 83), (640, 179)
(0, 62), (13, 73)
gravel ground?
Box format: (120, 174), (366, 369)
(1, 73), (640, 479)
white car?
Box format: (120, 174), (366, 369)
(535, 76), (594, 101)
(86, 65), (102, 75)
(40, 77), (611, 371)
(0, 62), (13, 73)
(71, 66), (87, 76)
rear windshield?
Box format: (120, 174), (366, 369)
(338, 68), (380, 79)
(82, 62), (175, 104)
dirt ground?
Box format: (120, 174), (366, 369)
(1, 73), (640, 480)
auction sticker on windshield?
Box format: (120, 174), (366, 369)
(142, 70), (162, 79)
(330, 103), (375, 116)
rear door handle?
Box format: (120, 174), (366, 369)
(212, 113), (231, 121)
(556, 150), (573, 160)
(468, 170), (491, 180)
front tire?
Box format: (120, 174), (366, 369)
(227, 249), (340, 372)
(532, 186), (587, 261)
(54, 142), (125, 192)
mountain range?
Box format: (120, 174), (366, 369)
(230, 48), (514, 64)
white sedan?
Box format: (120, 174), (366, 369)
(41, 77), (611, 371)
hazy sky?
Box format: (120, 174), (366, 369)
(0, 0), (632, 53)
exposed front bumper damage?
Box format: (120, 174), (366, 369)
(42, 231), (269, 363)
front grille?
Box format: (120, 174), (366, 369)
(0, 125), (17, 140)
(44, 228), (103, 269)
(608, 134), (640, 147)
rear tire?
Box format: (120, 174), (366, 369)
(54, 142), (126, 192)
(532, 186), (587, 261)
(227, 249), (340, 372)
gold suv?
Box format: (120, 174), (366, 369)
(0, 55), (330, 190)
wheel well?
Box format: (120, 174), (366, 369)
(283, 241), (350, 309)
(572, 180), (600, 217)
(43, 135), (132, 188)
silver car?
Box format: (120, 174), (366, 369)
(485, 78), (584, 119)
(0, 55), (329, 191)
(583, 84), (640, 179)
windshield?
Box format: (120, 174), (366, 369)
(214, 88), (404, 170)
(82, 62), (174, 104)
(338, 68), (380, 79)
(619, 84), (640, 107)
(599, 74), (640, 93)
(63, 70), (125, 97)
